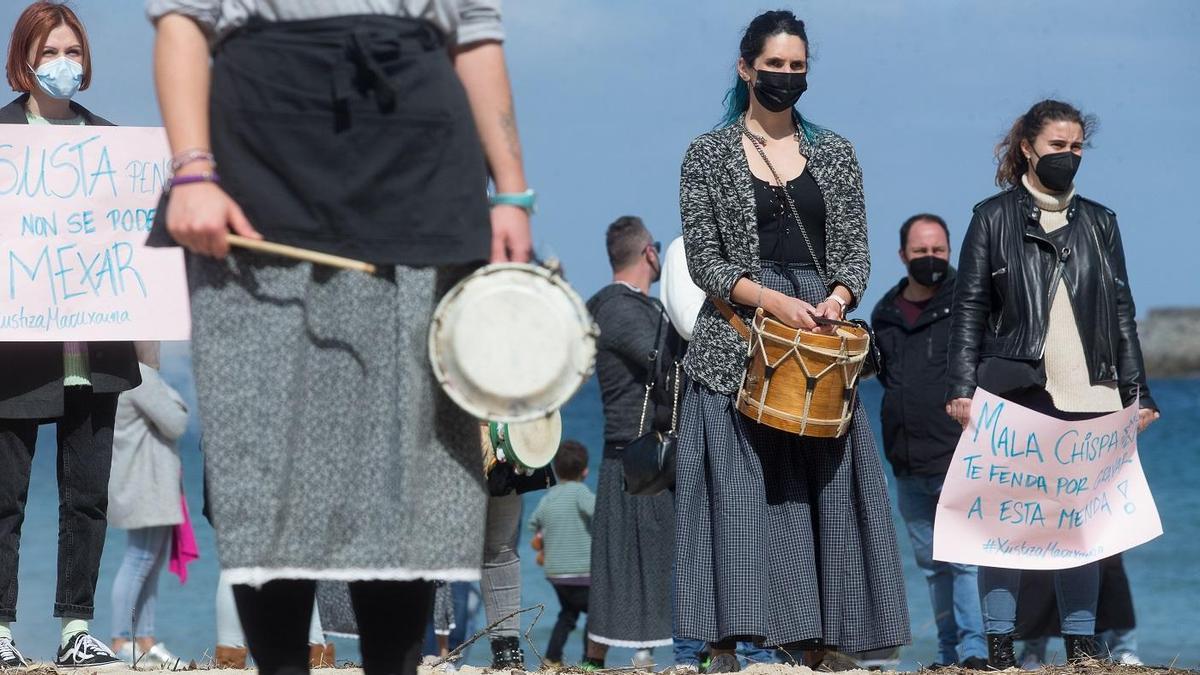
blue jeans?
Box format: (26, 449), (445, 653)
(111, 526), (172, 639)
(978, 564), (1099, 635)
(1100, 627), (1138, 660)
(896, 475), (986, 663)
(672, 637), (777, 667)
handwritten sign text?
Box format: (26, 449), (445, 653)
(933, 388), (1161, 569)
(0, 125), (189, 341)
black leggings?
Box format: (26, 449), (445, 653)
(233, 580), (434, 675)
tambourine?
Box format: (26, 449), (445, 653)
(430, 263), (598, 422)
(480, 409), (563, 476)
(203, 239), (597, 426)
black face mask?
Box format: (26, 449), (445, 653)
(648, 250), (662, 283)
(1030, 149), (1081, 193)
(907, 255), (949, 287)
(752, 70), (807, 112)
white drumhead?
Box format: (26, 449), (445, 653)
(430, 264), (598, 422)
(505, 410), (562, 469)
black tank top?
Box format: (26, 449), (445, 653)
(752, 170), (826, 266)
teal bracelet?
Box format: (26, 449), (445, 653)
(490, 188), (537, 214)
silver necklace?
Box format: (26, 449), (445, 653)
(742, 124), (799, 146)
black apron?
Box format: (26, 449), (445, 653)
(151, 15), (491, 267)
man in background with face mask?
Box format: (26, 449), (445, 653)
(870, 214), (988, 670)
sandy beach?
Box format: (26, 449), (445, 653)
(16, 662), (1193, 675)
(410, 663), (1200, 675)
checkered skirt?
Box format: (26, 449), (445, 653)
(588, 455), (675, 647)
(673, 264), (911, 651)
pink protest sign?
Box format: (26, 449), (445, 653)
(934, 388), (1161, 569)
(0, 125), (189, 341)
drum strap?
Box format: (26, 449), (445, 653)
(711, 297), (752, 341)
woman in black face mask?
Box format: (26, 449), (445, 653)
(945, 99), (1160, 668)
(673, 10), (910, 672)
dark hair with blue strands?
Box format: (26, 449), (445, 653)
(720, 10), (821, 143)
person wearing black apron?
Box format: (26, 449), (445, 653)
(145, 3), (533, 675)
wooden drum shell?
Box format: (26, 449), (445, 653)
(735, 309), (869, 438)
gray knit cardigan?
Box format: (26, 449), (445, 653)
(679, 119), (871, 395)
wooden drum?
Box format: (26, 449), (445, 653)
(736, 308), (870, 438)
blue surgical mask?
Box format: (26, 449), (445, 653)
(31, 57), (83, 100)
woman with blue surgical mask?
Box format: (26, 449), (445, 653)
(1, 1), (110, 125)
(1, 2), (137, 670)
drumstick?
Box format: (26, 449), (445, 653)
(226, 234), (377, 274)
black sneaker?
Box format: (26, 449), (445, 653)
(960, 656), (989, 670)
(986, 633), (1017, 670)
(0, 637), (31, 668)
(55, 632), (124, 670)
(489, 636), (525, 670)
(1064, 634), (1098, 663)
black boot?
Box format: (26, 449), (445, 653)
(986, 633), (1016, 670)
(490, 637), (525, 670)
(1064, 635), (1098, 663)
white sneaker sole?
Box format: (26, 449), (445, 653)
(54, 660), (128, 670)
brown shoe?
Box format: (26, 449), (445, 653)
(808, 649), (861, 672)
(310, 642), (336, 668)
(214, 645), (248, 669)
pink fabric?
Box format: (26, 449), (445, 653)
(169, 495), (200, 584)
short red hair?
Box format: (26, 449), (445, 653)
(6, 1), (92, 93)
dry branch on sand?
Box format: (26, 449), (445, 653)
(418, 659), (1198, 675)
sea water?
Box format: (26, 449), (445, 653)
(9, 351), (1199, 670)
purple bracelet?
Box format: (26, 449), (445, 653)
(169, 171), (220, 189)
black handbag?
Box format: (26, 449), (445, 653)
(622, 312), (681, 496)
(849, 317), (883, 380)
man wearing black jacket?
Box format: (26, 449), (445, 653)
(871, 214), (986, 669)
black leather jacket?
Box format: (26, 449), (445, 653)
(947, 186), (1156, 411)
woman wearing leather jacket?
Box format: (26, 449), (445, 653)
(945, 99), (1160, 668)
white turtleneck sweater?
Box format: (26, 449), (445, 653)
(1022, 175), (1122, 413)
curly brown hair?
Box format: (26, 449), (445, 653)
(995, 99), (1097, 188)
